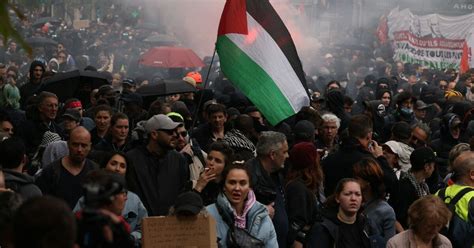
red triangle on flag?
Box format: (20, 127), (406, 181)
(217, 0), (248, 36)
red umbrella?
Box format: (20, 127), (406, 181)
(139, 46), (205, 68)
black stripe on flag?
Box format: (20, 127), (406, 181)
(245, 0), (308, 92)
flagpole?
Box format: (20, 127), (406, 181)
(190, 46), (217, 130)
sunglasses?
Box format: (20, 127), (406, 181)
(177, 131), (188, 138)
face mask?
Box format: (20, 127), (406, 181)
(400, 107), (413, 116)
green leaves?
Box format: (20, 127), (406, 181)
(0, 0), (32, 56)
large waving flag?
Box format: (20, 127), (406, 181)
(216, 0), (309, 125)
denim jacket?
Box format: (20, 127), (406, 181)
(206, 192), (278, 248)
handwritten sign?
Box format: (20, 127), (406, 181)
(142, 215), (217, 248)
(73, 20), (90, 30)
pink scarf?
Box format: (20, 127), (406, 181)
(233, 190), (256, 229)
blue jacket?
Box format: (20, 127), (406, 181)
(73, 191), (148, 246)
(206, 192), (278, 248)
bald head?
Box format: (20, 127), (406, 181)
(68, 127), (91, 165)
(69, 126), (91, 143)
(453, 151), (474, 186)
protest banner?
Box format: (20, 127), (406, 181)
(384, 8), (474, 70)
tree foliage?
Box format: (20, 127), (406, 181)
(0, 0), (32, 56)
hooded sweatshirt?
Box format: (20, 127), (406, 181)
(20, 60), (46, 108)
(3, 169), (42, 200)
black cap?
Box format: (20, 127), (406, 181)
(173, 191), (203, 216)
(122, 78), (136, 86)
(62, 108), (81, 122)
(410, 147), (436, 171)
(294, 120), (315, 141)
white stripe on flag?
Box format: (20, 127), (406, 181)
(225, 13), (309, 112)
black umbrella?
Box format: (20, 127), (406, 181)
(137, 79), (196, 97)
(26, 37), (58, 47)
(38, 70), (109, 102)
(32, 17), (61, 28)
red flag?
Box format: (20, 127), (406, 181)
(376, 15), (388, 44)
(460, 41), (469, 74)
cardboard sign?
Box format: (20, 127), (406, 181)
(73, 20), (90, 30)
(142, 215), (218, 248)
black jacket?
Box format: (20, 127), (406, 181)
(126, 146), (189, 216)
(286, 178), (321, 245)
(321, 137), (397, 197)
(391, 176), (419, 229)
(246, 157), (288, 248)
(17, 119), (65, 157)
(310, 208), (379, 248)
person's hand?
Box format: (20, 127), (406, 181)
(292, 241), (304, 248)
(98, 209), (121, 224)
(194, 168), (216, 192)
(180, 144), (193, 157)
(266, 203), (275, 219)
(369, 140), (384, 158)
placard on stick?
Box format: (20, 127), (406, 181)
(142, 215), (217, 248)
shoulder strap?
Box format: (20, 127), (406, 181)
(215, 201), (234, 228)
(191, 138), (206, 167)
(438, 188), (447, 201)
(449, 188), (474, 210)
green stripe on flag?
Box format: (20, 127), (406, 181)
(217, 35), (295, 125)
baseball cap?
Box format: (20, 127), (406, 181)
(62, 109), (81, 122)
(122, 78), (136, 86)
(173, 191), (203, 216)
(410, 147), (436, 170)
(293, 120), (315, 141)
(144, 114), (181, 134)
(383, 140), (403, 157)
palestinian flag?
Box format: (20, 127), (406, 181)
(216, 0), (310, 125)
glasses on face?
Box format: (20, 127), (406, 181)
(177, 131), (187, 138)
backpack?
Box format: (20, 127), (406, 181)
(438, 187), (474, 248)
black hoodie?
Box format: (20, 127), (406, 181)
(19, 60), (46, 109)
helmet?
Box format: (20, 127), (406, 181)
(186, 71), (202, 84)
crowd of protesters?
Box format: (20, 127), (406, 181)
(0, 4), (474, 248)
